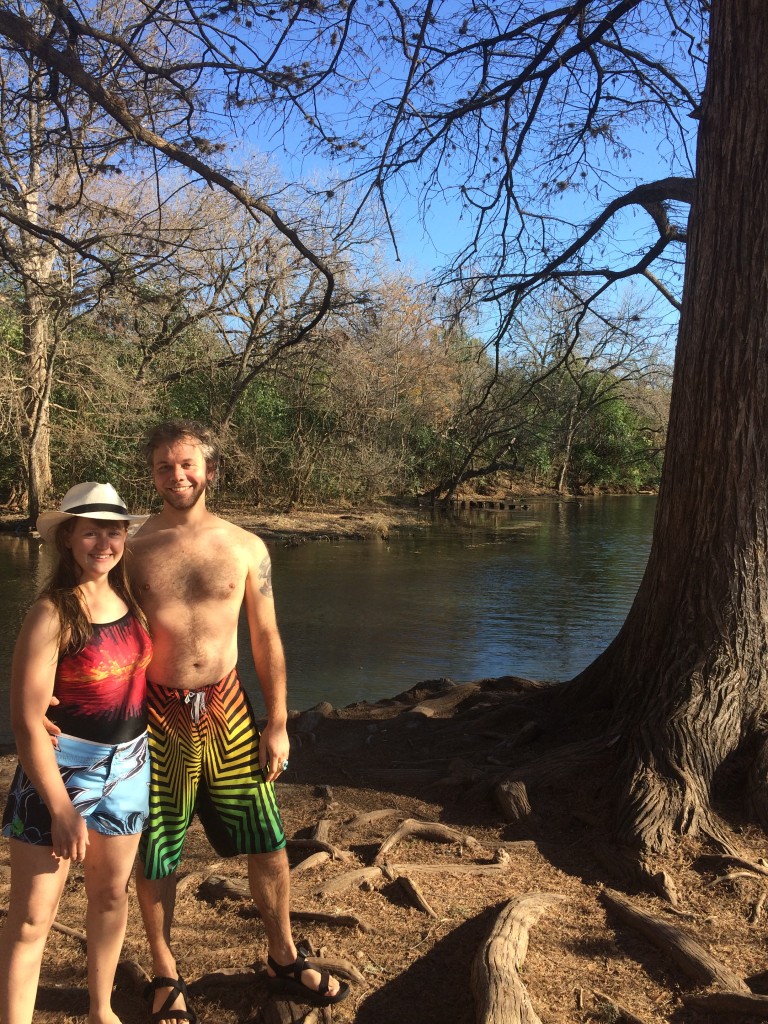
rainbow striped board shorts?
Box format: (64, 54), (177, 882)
(139, 669), (286, 879)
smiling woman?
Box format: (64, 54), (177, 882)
(0, 481), (152, 1024)
(65, 518), (129, 582)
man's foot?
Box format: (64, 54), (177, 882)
(266, 953), (349, 1007)
(143, 976), (198, 1024)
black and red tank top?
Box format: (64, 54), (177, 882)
(49, 612), (152, 744)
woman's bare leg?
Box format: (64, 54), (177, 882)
(0, 840), (69, 1024)
(83, 831), (141, 1024)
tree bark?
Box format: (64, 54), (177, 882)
(561, 1), (768, 853)
(21, 285), (56, 522)
(471, 893), (565, 1024)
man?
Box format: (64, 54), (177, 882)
(129, 421), (348, 1023)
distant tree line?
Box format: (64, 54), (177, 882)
(0, 218), (671, 517)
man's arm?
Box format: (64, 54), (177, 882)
(243, 533), (290, 783)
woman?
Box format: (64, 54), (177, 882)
(0, 482), (150, 1024)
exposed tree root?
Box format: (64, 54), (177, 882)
(593, 988), (649, 1024)
(341, 808), (400, 830)
(386, 861), (513, 877)
(601, 888), (749, 991)
(590, 844), (681, 904)
(187, 966), (258, 990)
(749, 888), (768, 924)
(290, 851), (331, 875)
(682, 991), (768, 1016)
(115, 958), (152, 989)
(198, 875), (374, 932)
(286, 838), (354, 863)
(309, 818), (332, 843)
(316, 866), (383, 897)
(374, 818), (479, 864)
(315, 860), (511, 897)
(696, 852), (768, 879)
(260, 1001), (330, 1024)
(471, 892), (565, 1024)
(495, 779), (532, 824)
(493, 737), (613, 826)
(392, 873), (438, 917)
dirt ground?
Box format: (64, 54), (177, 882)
(2, 677), (768, 1024)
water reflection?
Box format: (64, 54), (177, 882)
(0, 495), (656, 744)
(266, 494), (656, 711)
(0, 535), (52, 671)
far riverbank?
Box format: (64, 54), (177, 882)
(214, 485), (647, 542)
(2, 481), (653, 542)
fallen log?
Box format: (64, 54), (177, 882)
(374, 818), (478, 864)
(472, 892), (566, 1024)
(601, 888), (749, 991)
(496, 841), (538, 853)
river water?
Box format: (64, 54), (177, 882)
(0, 495), (655, 744)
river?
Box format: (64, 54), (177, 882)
(0, 494), (655, 745)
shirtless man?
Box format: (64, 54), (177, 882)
(129, 421), (348, 1022)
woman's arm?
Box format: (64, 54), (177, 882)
(10, 600), (89, 863)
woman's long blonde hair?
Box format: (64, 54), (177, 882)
(38, 518), (148, 657)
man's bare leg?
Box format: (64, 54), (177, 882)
(134, 865), (193, 1023)
(248, 850), (343, 998)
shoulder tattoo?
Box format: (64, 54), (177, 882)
(258, 554), (273, 597)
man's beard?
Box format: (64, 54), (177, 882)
(163, 481), (207, 509)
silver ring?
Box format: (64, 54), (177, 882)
(280, 759), (289, 771)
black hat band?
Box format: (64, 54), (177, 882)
(63, 502), (130, 516)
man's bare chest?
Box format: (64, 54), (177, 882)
(134, 543), (245, 605)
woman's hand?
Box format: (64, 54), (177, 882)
(43, 695), (62, 746)
(50, 803), (89, 863)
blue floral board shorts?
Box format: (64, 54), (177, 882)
(2, 732), (150, 845)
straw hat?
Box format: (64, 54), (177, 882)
(36, 482), (146, 543)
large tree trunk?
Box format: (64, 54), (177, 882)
(564, 1), (768, 853)
(20, 284), (56, 523)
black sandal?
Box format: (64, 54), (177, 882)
(143, 975), (198, 1024)
(266, 953), (350, 1006)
